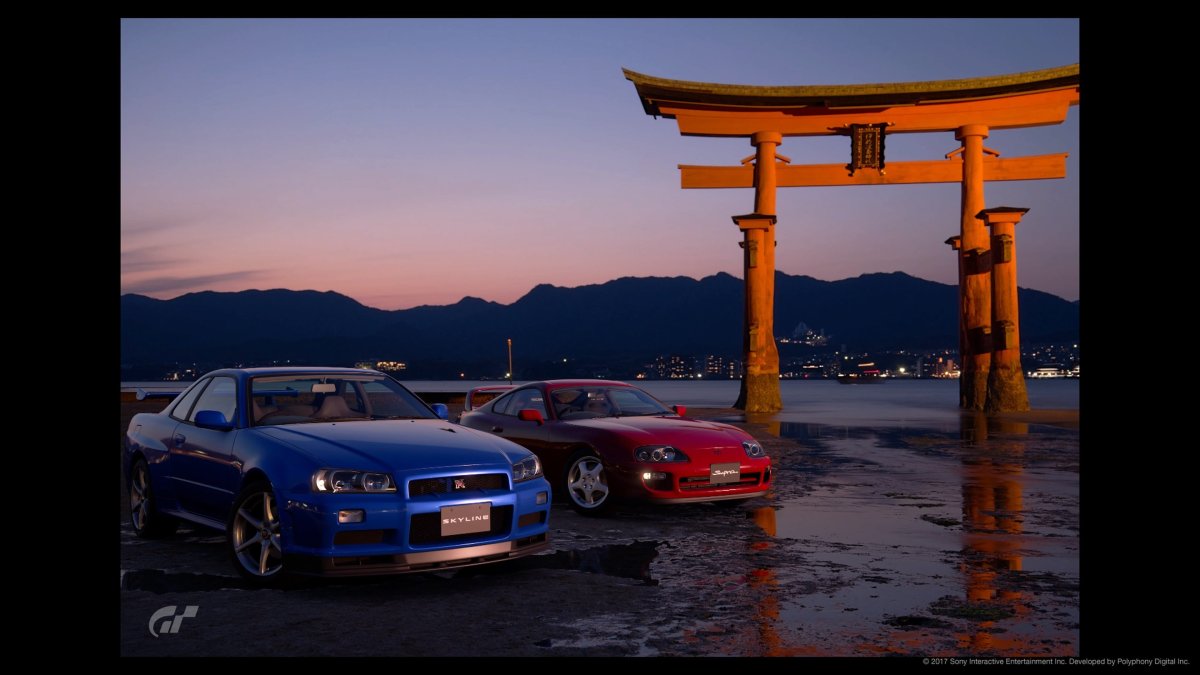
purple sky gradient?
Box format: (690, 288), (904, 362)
(121, 19), (1079, 310)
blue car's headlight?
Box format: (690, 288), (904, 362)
(635, 445), (688, 462)
(742, 440), (766, 458)
(313, 469), (397, 493)
(512, 455), (542, 483)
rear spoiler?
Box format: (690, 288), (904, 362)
(467, 386), (515, 396)
(464, 385), (515, 411)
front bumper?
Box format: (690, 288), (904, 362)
(649, 490), (769, 504)
(284, 533), (550, 577)
(279, 474), (552, 576)
(609, 460), (773, 503)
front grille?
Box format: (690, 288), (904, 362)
(679, 472), (762, 491)
(334, 529), (390, 545)
(409, 505), (513, 545)
(409, 473), (509, 497)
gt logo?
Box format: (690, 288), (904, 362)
(149, 605), (198, 637)
(454, 479), (467, 490)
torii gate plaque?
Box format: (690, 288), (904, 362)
(624, 65), (1079, 412)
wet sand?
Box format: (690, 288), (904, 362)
(119, 400), (1078, 656)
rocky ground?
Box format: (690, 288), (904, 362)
(119, 401), (1079, 656)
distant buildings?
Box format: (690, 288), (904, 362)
(165, 367), (197, 382)
(644, 354), (741, 379)
(1023, 343), (1080, 378)
(633, 345), (1070, 381)
(776, 321), (830, 347)
(924, 355), (961, 379)
(137, 342), (1077, 382)
(356, 359), (407, 372)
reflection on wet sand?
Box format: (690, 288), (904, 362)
(735, 409), (1077, 656)
(957, 413), (1029, 651)
(745, 412), (781, 441)
(746, 506), (786, 655)
(742, 416), (830, 655)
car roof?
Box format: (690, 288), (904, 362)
(202, 366), (387, 378)
(534, 379), (636, 389)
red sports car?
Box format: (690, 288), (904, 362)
(458, 380), (772, 515)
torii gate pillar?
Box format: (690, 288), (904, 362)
(732, 213), (781, 412)
(957, 124), (992, 411)
(733, 131), (784, 413)
(980, 206), (1031, 413)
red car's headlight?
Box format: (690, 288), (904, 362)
(635, 445), (689, 462)
(742, 440), (767, 458)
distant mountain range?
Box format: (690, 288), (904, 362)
(120, 271), (1079, 377)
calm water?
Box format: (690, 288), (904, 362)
(123, 378), (1079, 427)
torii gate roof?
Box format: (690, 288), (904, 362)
(623, 64), (1079, 136)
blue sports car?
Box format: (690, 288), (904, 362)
(124, 367), (551, 584)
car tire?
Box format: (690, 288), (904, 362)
(564, 449), (612, 516)
(228, 480), (287, 585)
(129, 458), (179, 538)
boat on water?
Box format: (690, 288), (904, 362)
(837, 361), (885, 384)
(1027, 365), (1068, 378)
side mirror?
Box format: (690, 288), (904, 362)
(673, 405), (687, 417)
(431, 403), (450, 420)
(517, 409), (545, 425)
(194, 410), (234, 431)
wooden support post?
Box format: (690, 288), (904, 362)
(979, 207), (1031, 412)
(732, 213), (781, 412)
(957, 125), (991, 411)
(945, 235), (966, 405)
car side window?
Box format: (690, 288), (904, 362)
(468, 390), (506, 411)
(188, 376), (238, 424)
(498, 388), (547, 418)
(490, 392), (516, 416)
(169, 378), (210, 422)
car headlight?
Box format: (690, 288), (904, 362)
(511, 455), (542, 483)
(312, 469), (397, 493)
(742, 440), (766, 458)
(635, 445), (689, 462)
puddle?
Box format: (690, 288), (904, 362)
(502, 541), (661, 584)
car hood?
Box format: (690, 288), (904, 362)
(565, 416), (750, 449)
(254, 419), (528, 473)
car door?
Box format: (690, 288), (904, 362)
(142, 378), (211, 514)
(490, 386), (557, 453)
(170, 376), (243, 523)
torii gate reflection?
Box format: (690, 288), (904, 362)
(625, 65), (1079, 412)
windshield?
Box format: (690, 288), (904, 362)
(548, 386), (672, 420)
(249, 374), (436, 426)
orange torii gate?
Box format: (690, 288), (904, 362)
(624, 65), (1079, 412)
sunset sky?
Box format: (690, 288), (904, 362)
(121, 18), (1079, 310)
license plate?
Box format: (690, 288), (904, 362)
(710, 463), (741, 484)
(440, 502), (492, 536)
